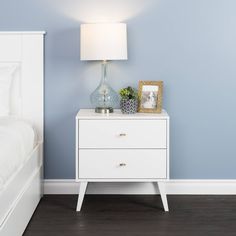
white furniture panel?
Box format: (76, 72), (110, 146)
(21, 34), (44, 141)
(79, 120), (167, 149)
(79, 149), (167, 179)
(77, 109), (169, 120)
(76, 109), (170, 212)
(0, 146), (41, 226)
(1, 168), (42, 236)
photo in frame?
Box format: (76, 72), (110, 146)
(138, 81), (163, 113)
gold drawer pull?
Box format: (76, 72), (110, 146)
(119, 133), (127, 137)
(119, 163), (127, 167)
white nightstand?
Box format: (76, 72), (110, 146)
(75, 109), (170, 211)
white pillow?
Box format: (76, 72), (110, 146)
(0, 65), (17, 116)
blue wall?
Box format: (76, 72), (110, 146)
(1, 0), (236, 179)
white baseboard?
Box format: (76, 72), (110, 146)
(43, 179), (236, 195)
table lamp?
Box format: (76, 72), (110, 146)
(80, 23), (128, 113)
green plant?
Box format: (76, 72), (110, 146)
(119, 86), (138, 100)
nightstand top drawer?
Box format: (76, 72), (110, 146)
(76, 109), (169, 120)
(79, 119), (167, 149)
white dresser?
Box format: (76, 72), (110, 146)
(76, 109), (169, 211)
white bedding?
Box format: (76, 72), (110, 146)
(0, 118), (36, 190)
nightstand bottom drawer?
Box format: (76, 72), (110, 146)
(79, 149), (167, 179)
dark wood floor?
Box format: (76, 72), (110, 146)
(24, 195), (236, 236)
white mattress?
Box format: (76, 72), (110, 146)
(0, 117), (36, 190)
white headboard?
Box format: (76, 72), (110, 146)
(0, 32), (45, 142)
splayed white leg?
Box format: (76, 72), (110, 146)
(157, 182), (169, 212)
(76, 182), (88, 211)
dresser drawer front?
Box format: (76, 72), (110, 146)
(79, 149), (167, 179)
(79, 120), (167, 148)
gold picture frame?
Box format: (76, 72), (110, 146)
(138, 81), (163, 113)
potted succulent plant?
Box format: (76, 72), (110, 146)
(119, 86), (138, 114)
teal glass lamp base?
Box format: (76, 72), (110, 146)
(90, 61), (119, 113)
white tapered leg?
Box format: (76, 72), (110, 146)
(157, 182), (169, 212)
(76, 182), (88, 211)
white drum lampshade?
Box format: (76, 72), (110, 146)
(80, 23), (128, 113)
(80, 23), (127, 61)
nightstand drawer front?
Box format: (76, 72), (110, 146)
(79, 149), (167, 179)
(79, 120), (167, 148)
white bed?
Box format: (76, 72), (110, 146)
(0, 32), (44, 236)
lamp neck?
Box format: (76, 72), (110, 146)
(101, 60), (108, 84)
